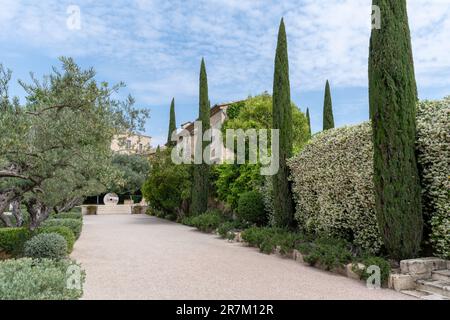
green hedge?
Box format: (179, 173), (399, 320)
(36, 226), (75, 253)
(0, 227), (32, 256)
(182, 210), (225, 232)
(42, 218), (82, 240)
(51, 212), (83, 220)
(237, 191), (267, 226)
(0, 258), (85, 300)
(288, 97), (450, 258)
(24, 233), (68, 260)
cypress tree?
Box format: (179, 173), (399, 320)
(369, 0), (423, 259)
(272, 18), (295, 228)
(306, 107), (312, 137)
(322, 80), (334, 130)
(191, 58), (210, 215)
(166, 98), (176, 146)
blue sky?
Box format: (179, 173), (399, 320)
(1, 0), (449, 146)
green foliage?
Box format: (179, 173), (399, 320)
(272, 19), (295, 228)
(52, 212), (83, 220)
(42, 218), (82, 240)
(288, 123), (383, 254)
(322, 80), (334, 130)
(182, 210), (225, 232)
(416, 97), (450, 259)
(237, 191), (267, 226)
(0, 258), (85, 300)
(24, 233), (68, 260)
(167, 98), (177, 145)
(191, 59), (210, 215)
(353, 256), (391, 285)
(217, 221), (242, 239)
(0, 58), (149, 228)
(0, 227), (32, 255)
(369, 0), (423, 260)
(214, 164), (262, 210)
(142, 148), (191, 216)
(110, 154), (150, 196)
(241, 226), (306, 255)
(36, 226), (75, 253)
(226, 100), (245, 120)
(299, 237), (353, 271)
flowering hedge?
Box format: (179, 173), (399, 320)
(288, 97), (449, 258)
(288, 123), (382, 253)
(416, 98), (450, 259)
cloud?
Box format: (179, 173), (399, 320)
(0, 0), (448, 106)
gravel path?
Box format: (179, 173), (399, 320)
(71, 214), (413, 300)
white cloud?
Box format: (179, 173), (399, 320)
(0, 0), (448, 100)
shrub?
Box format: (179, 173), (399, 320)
(217, 221), (244, 240)
(0, 227), (32, 256)
(42, 218), (82, 239)
(259, 176), (275, 226)
(142, 148), (191, 217)
(288, 122), (382, 253)
(241, 226), (307, 255)
(416, 98), (450, 259)
(24, 233), (68, 260)
(289, 99), (450, 258)
(36, 226), (75, 253)
(299, 237), (353, 271)
(185, 210), (225, 233)
(52, 212), (83, 220)
(237, 191), (267, 226)
(353, 256), (391, 285)
(0, 258), (85, 299)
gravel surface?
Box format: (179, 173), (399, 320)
(71, 214), (413, 300)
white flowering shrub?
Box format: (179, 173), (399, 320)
(416, 97), (450, 259)
(288, 123), (383, 253)
(288, 98), (449, 258)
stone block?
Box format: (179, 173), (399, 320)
(400, 258), (447, 280)
(346, 263), (365, 280)
(388, 274), (415, 291)
(293, 249), (305, 263)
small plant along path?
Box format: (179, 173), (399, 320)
(72, 214), (413, 300)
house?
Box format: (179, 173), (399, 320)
(175, 101), (243, 163)
(110, 133), (152, 155)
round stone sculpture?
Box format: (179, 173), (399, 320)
(103, 193), (119, 205)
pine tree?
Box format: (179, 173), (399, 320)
(369, 0), (423, 259)
(272, 18), (295, 228)
(191, 58), (210, 215)
(166, 98), (176, 146)
(306, 107), (312, 137)
(322, 80), (334, 130)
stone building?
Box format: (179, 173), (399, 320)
(110, 133), (152, 155)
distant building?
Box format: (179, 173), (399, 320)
(175, 101), (242, 163)
(111, 133), (152, 155)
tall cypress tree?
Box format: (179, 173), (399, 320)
(166, 98), (176, 146)
(191, 58), (210, 215)
(322, 80), (334, 130)
(306, 107), (312, 137)
(369, 0), (423, 259)
(272, 18), (295, 228)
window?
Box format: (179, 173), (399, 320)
(139, 143), (143, 152)
(126, 140), (131, 149)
